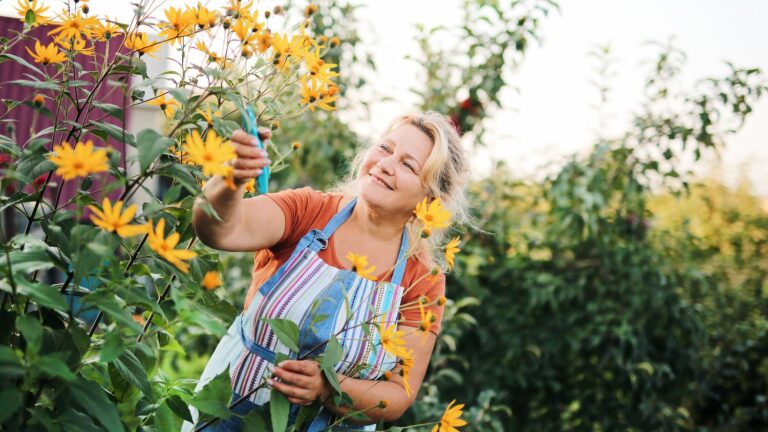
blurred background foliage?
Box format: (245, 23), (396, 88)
(32, 0), (764, 430)
(230, 0), (766, 430)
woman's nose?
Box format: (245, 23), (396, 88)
(378, 156), (396, 175)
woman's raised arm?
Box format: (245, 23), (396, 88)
(191, 129), (285, 252)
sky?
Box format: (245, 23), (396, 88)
(2, 0), (765, 195)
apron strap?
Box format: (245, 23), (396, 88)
(314, 196), (411, 285)
(390, 228), (409, 287)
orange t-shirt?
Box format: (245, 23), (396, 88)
(243, 187), (445, 335)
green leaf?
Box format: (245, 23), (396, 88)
(93, 102), (124, 121)
(0, 389), (22, 424)
(69, 377), (125, 431)
(321, 364), (342, 396)
(15, 279), (68, 312)
(5, 247), (55, 276)
(16, 314), (43, 354)
(242, 410), (266, 432)
(321, 336), (343, 369)
(157, 163), (200, 195)
(293, 404), (320, 431)
(35, 354), (76, 381)
(167, 88), (190, 105)
(165, 394), (192, 423)
(187, 369), (232, 419)
(269, 387), (290, 432)
(0, 54), (44, 78)
(88, 120), (135, 147)
(83, 290), (142, 332)
(113, 350), (152, 396)
(25, 9), (36, 26)
(263, 318), (300, 352)
(100, 331), (125, 363)
(0, 346), (24, 379)
(136, 128), (173, 174)
(8, 79), (60, 90)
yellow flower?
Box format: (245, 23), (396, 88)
(25, 41), (67, 65)
(431, 400), (468, 432)
(158, 7), (193, 44)
(197, 106), (220, 127)
(183, 130), (236, 177)
(202, 271), (222, 290)
(400, 350), (414, 397)
(195, 40), (223, 64)
(147, 218), (197, 273)
(124, 32), (161, 57)
(91, 18), (122, 41)
(415, 197), (451, 229)
(243, 178), (256, 194)
(300, 76), (336, 112)
(16, 0), (50, 26)
(225, 0), (255, 19)
(417, 301), (437, 344)
(87, 198), (148, 238)
(256, 29), (272, 53)
(303, 48), (338, 86)
(230, 17), (256, 44)
(305, 4), (318, 17)
(147, 93), (178, 117)
(444, 237), (461, 270)
(48, 140), (108, 180)
(48, 11), (98, 41)
(55, 34), (94, 56)
(186, 3), (218, 30)
(378, 317), (409, 358)
(346, 252), (377, 281)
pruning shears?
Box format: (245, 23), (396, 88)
(242, 105), (270, 194)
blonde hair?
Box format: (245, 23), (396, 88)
(335, 111), (471, 270)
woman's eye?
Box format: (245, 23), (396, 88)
(379, 144), (389, 152)
(403, 161), (415, 172)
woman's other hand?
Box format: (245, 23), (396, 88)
(269, 359), (333, 406)
(230, 128), (272, 187)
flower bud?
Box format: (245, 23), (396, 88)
(32, 94), (45, 108)
(292, 141), (301, 150)
(270, 120), (280, 130)
(378, 400), (389, 409)
(330, 36), (340, 47)
(436, 295), (447, 306)
(222, 17), (232, 29)
(264, 10), (271, 19)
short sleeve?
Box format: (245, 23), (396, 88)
(264, 187), (325, 253)
(400, 269), (446, 335)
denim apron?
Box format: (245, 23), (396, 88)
(184, 197), (408, 431)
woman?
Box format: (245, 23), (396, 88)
(187, 112), (469, 431)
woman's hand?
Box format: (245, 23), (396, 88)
(269, 360), (333, 406)
(229, 128), (272, 187)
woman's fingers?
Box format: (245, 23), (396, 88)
(272, 366), (312, 388)
(269, 379), (311, 401)
(232, 128), (271, 147)
(233, 157), (270, 170)
(279, 360), (320, 376)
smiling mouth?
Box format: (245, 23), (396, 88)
(370, 173), (393, 190)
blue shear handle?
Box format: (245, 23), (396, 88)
(242, 106), (270, 194)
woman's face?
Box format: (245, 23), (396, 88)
(358, 124), (433, 218)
